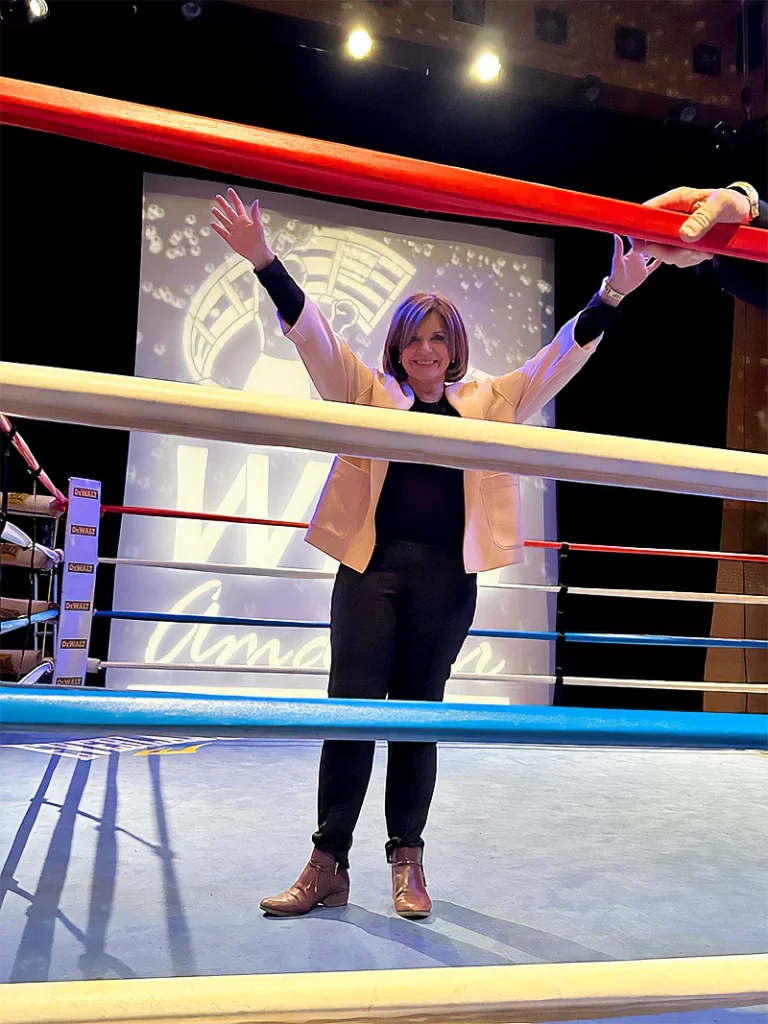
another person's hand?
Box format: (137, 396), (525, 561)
(632, 186), (752, 268)
(600, 235), (660, 306)
(211, 188), (274, 270)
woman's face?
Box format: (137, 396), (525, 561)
(399, 311), (451, 386)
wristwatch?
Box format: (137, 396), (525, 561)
(727, 181), (760, 222)
(599, 277), (625, 304)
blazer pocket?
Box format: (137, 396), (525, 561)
(315, 457), (370, 540)
(479, 473), (522, 549)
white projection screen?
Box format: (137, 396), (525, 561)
(107, 173), (558, 704)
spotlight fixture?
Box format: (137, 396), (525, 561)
(472, 50), (502, 83)
(347, 27), (373, 60)
(181, 2), (202, 21)
(666, 99), (698, 125)
(615, 25), (646, 63)
(575, 74), (602, 108)
(26, 0), (48, 22)
(453, 0), (486, 27)
(692, 42), (721, 78)
(0, 0), (48, 22)
(535, 7), (567, 45)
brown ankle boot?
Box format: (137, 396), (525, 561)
(259, 849), (349, 917)
(391, 846), (431, 918)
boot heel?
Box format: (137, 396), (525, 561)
(322, 891), (349, 908)
(260, 850), (349, 916)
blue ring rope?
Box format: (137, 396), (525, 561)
(1, 687), (764, 750)
(566, 631), (767, 649)
(93, 609), (559, 642)
(93, 609), (768, 649)
(0, 609), (59, 636)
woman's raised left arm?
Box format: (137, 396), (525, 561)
(489, 237), (658, 424)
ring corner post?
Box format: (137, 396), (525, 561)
(53, 478), (102, 687)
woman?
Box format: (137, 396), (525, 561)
(211, 188), (657, 919)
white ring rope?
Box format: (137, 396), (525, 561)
(1, 520), (34, 549)
(16, 660), (55, 687)
(98, 662), (555, 684)
(100, 556), (558, 591)
(568, 586), (768, 606)
(566, 676), (768, 694)
(100, 557), (767, 604)
(0, 518), (63, 570)
(99, 557), (337, 581)
(3, 361), (767, 500)
(97, 662), (767, 693)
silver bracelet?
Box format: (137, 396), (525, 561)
(599, 277), (625, 304)
(727, 181), (760, 222)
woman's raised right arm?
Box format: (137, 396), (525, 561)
(211, 189), (374, 402)
(212, 189), (304, 328)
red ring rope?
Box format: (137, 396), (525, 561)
(1, 77), (765, 262)
(524, 539), (768, 563)
(101, 505), (768, 563)
(100, 504), (310, 530)
(0, 414), (68, 511)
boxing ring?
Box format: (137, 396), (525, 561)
(1, 77), (768, 1023)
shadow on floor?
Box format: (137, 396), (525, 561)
(260, 898), (613, 968)
(147, 754), (197, 977)
(7, 757), (92, 981)
(1, 752), (197, 982)
(432, 900), (613, 962)
(0, 753), (62, 916)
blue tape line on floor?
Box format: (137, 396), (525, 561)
(1, 687), (765, 750)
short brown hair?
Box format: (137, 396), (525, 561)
(382, 292), (469, 383)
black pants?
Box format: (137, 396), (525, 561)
(312, 540), (477, 868)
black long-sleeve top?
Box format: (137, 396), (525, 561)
(254, 258), (618, 554)
(255, 256), (619, 342)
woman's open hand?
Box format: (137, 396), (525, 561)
(602, 235), (660, 305)
(211, 188), (274, 270)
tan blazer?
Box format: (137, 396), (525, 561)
(284, 299), (600, 573)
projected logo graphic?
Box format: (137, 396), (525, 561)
(182, 230), (416, 393)
(2, 735), (212, 761)
(182, 255), (265, 386)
